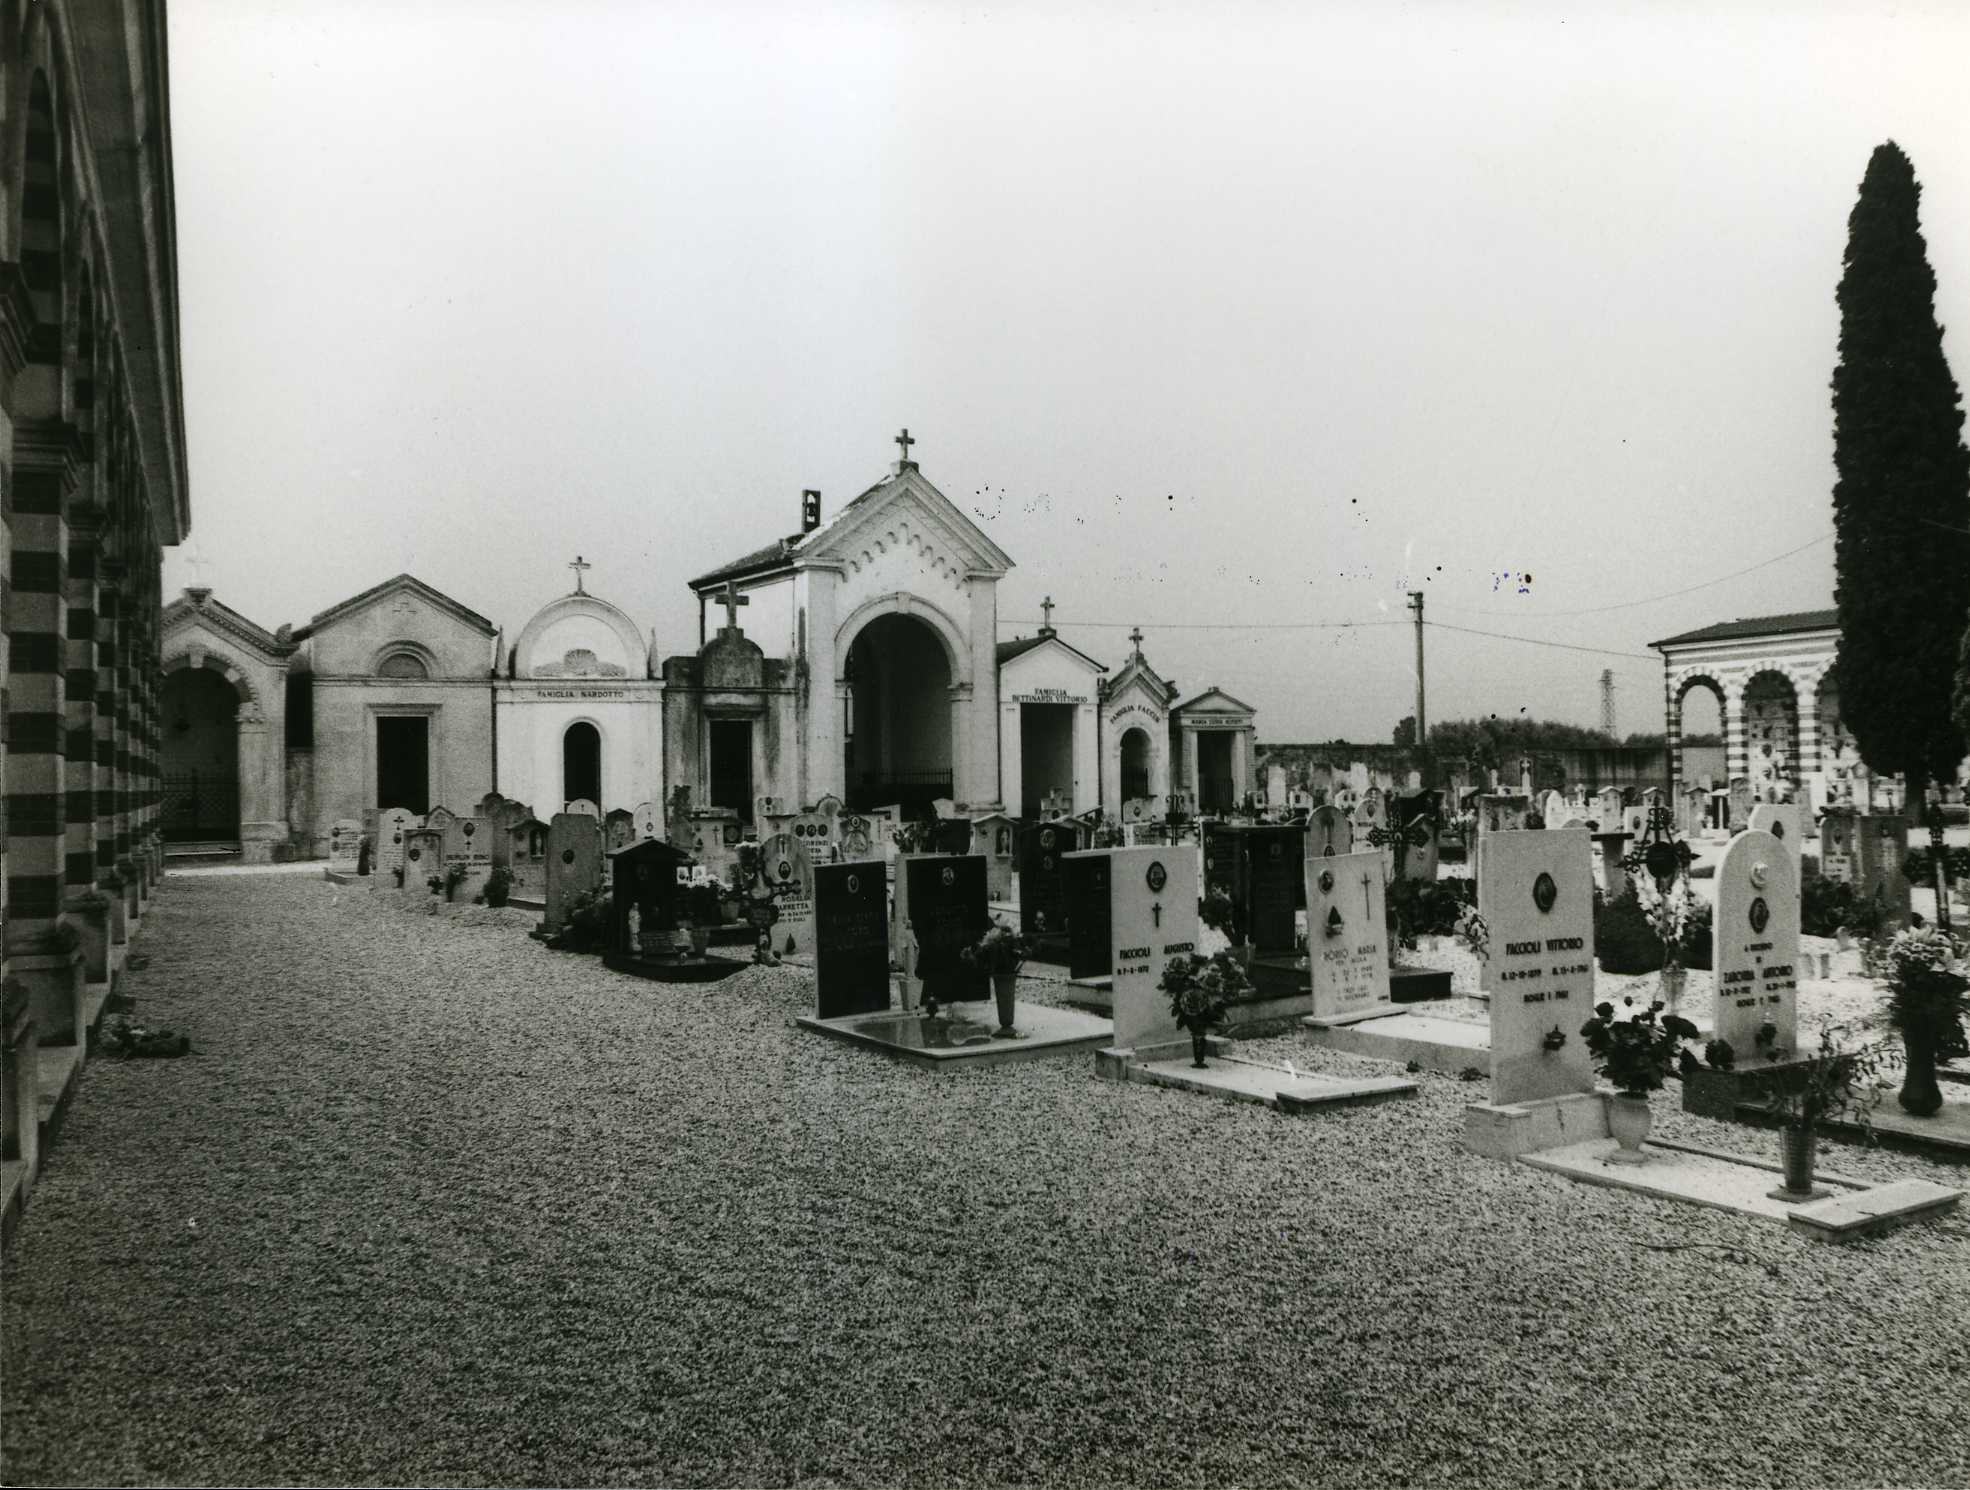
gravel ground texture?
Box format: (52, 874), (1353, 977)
(6, 872), (1970, 1489)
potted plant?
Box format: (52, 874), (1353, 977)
(1882, 926), (1970, 1117)
(482, 865), (514, 909)
(1634, 877), (1700, 1010)
(961, 920), (1030, 1038)
(1762, 1021), (1889, 1198)
(1159, 950), (1253, 1068)
(1580, 998), (1701, 1163)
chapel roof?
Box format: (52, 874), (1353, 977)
(995, 633), (1107, 672)
(161, 588), (294, 658)
(1172, 685), (1258, 715)
(290, 573), (497, 640)
(1649, 608), (1839, 649)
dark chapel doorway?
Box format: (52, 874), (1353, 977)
(161, 668), (241, 843)
(709, 719), (753, 821)
(844, 612), (953, 814)
(376, 715), (430, 816)
(563, 721), (602, 807)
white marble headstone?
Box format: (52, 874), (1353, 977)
(371, 808), (419, 891)
(1107, 847), (1202, 1051)
(566, 798), (600, 818)
(1480, 829), (1598, 1105)
(1714, 830), (1800, 1059)
(1305, 850), (1389, 1021)
(633, 800), (661, 840)
(1745, 803), (1802, 889)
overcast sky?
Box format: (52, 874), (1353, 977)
(163, 0), (1970, 742)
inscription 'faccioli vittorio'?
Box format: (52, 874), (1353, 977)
(1504, 937), (1585, 956)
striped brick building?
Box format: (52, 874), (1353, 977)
(1651, 609), (1877, 816)
(2, 0), (188, 1217)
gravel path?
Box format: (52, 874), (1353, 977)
(6, 873), (1970, 1489)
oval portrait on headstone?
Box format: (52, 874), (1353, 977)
(846, 873), (860, 894)
(463, 821), (475, 838)
(1146, 861), (1167, 893)
(1532, 871), (1558, 914)
(409, 849), (421, 862)
(1041, 829), (1055, 849)
(777, 859), (793, 881)
(1319, 869), (1335, 894)
(1270, 841), (1282, 859)
(1041, 855), (1054, 872)
(561, 849), (575, 865)
(941, 866), (955, 887)
(1750, 896), (1770, 934)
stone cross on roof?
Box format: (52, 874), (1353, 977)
(1128, 625), (1144, 653)
(714, 580), (749, 632)
(894, 427), (916, 464)
(569, 555), (592, 595)
(1040, 596), (1055, 635)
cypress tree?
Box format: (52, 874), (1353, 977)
(1830, 141), (1970, 820)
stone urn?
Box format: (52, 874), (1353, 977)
(991, 972), (1018, 1039)
(1775, 1124), (1824, 1199)
(1188, 1028), (1210, 1069)
(1607, 1093), (1652, 1164)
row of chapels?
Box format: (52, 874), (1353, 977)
(163, 448), (1262, 860)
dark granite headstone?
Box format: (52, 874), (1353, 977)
(610, 837), (695, 952)
(814, 863), (890, 1018)
(1242, 825), (1302, 953)
(925, 818), (974, 855)
(1064, 851), (1113, 980)
(901, 855), (989, 1003)
(1019, 820), (1081, 956)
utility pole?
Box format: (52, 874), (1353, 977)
(1408, 591), (1426, 783)
(1600, 668), (1617, 737)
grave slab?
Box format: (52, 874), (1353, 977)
(796, 1001), (1113, 1068)
(1115, 1050), (1417, 1110)
(1302, 1009), (1488, 1073)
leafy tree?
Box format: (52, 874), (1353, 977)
(1831, 142), (1970, 822)
(1393, 715), (1416, 749)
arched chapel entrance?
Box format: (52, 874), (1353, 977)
(161, 668), (242, 844)
(564, 721), (602, 807)
(844, 613), (953, 814)
(1120, 727), (1152, 803)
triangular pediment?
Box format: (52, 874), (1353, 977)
(1106, 656), (1174, 711)
(1173, 686), (1256, 718)
(162, 590), (293, 662)
(798, 467), (1013, 577)
(293, 573), (497, 641)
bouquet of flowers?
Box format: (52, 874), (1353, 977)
(1634, 878), (1699, 969)
(1884, 926), (1970, 1056)
(1159, 950), (1252, 1032)
(960, 920), (1029, 976)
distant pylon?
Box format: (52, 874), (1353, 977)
(1600, 668), (1617, 736)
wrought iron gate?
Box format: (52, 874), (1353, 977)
(162, 771), (239, 843)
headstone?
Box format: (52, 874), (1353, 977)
(1622, 805), (1649, 840)
(1352, 787), (1385, 837)
(899, 855), (989, 1004)
(1393, 790), (1441, 881)
(632, 800), (661, 840)
(756, 831), (816, 956)
(1349, 761), (1370, 796)
(1241, 824), (1302, 954)
(1817, 811), (1909, 924)
(813, 863), (890, 1018)
(971, 812), (1017, 899)
(426, 805), (458, 831)
(328, 818), (365, 865)
(504, 816), (549, 898)
(1540, 789), (1567, 828)
(1105, 847), (1202, 1052)
(544, 812), (604, 934)
(1518, 758), (1534, 797)
(610, 837), (695, 954)
(1593, 831), (1632, 902)
(604, 808), (637, 854)
(1476, 794), (1530, 835)
(1063, 850), (1114, 980)
(1595, 788), (1624, 831)
(371, 808), (418, 891)
(1019, 820), (1078, 953)
(685, 808), (743, 885)
(1713, 830), (1800, 1059)
(566, 798), (600, 819)
(443, 815), (493, 902)
(402, 826), (445, 894)
(837, 813), (876, 860)
(931, 796), (959, 820)
(1266, 763), (1287, 810)
(1480, 828), (1597, 1104)
(1679, 784), (1708, 837)
(1746, 802), (1803, 889)
(1728, 778), (1752, 832)
(1305, 851), (1390, 1021)
(1307, 804), (1353, 860)
(1122, 796), (1152, 825)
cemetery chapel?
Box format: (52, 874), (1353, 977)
(159, 436), (1255, 856)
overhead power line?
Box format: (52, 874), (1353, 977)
(999, 618), (1407, 632)
(1434, 531), (1833, 619)
(1425, 620), (1661, 662)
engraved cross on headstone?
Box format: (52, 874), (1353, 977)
(568, 555), (592, 594)
(1152, 901), (1162, 928)
(1362, 870), (1376, 917)
(714, 581), (749, 632)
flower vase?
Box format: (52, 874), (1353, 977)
(992, 972), (1018, 1039)
(1658, 963), (1687, 1014)
(1899, 1027), (1944, 1117)
(1190, 1030), (1210, 1069)
(1774, 1124), (1823, 1199)
(1606, 1093), (1652, 1164)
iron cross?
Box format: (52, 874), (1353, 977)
(568, 555), (592, 594)
(715, 581), (749, 630)
(1040, 596), (1055, 629)
(1128, 626), (1144, 650)
(895, 427), (915, 461)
